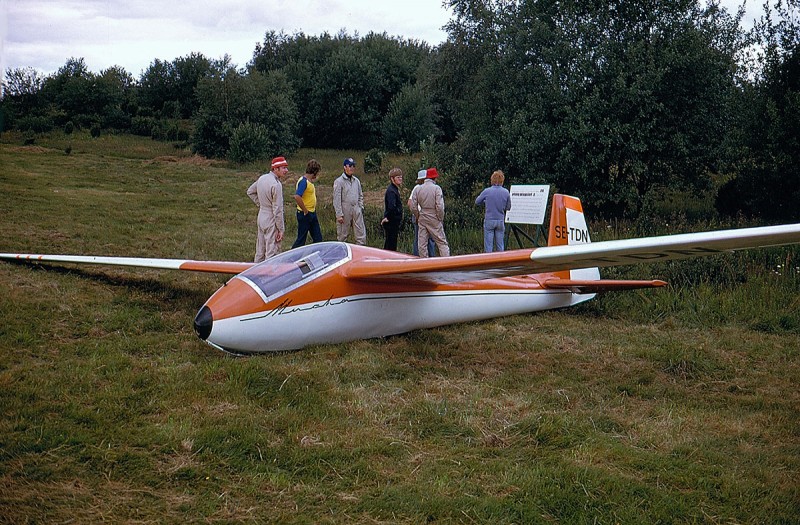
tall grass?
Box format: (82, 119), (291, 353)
(1, 131), (799, 523)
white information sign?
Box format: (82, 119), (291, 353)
(505, 185), (550, 225)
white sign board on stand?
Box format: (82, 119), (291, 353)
(505, 185), (550, 225)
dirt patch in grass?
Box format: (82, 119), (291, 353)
(149, 155), (223, 167)
(6, 145), (53, 154)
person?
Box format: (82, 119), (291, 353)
(475, 170), (512, 252)
(408, 170), (436, 257)
(410, 167), (450, 257)
(380, 167), (404, 251)
(291, 159), (323, 248)
(247, 156), (288, 262)
(333, 157), (366, 245)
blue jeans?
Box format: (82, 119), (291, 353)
(292, 211), (323, 248)
(483, 219), (505, 252)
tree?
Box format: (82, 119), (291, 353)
(381, 83), (438, 151)
(717, 0), (800, 221)
(172, 52), (212, 118)
(250, 31), (431, 149)
(306, 46), (387, 148)
(1, 67), (46, 129)
(437, 0), (745, 217)
(40, 58), (96, 126)
(193, 63), (300, 160)
(138, 59), (176, 117)
(95, 66), (135, 129)
(2, 67), (45, 98)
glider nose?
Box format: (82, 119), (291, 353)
(194, 277), (270, 353)
(194, 305), (213, 340)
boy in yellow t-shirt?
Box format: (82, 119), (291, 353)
(291, 159), (323, 248)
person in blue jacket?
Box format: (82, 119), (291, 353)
(475, 170), (512, 252)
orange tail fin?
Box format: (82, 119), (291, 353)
(547, 194), (599, 281)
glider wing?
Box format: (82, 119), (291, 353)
(0, 253), (253, 274)
(344, 223), (800, 284)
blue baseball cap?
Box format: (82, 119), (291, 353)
(343, 157), (356, 167)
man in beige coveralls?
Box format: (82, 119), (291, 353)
(247, 156), (288, 262)
(410, 167), (450, 257)
(332, 157), (366, 245)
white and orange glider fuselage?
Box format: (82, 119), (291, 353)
(196, 243), (598, 354)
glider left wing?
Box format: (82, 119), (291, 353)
(344, 223), (800, 284)
(0, 253), (253, 274)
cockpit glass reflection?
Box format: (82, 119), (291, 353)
(239, 242), (350, 300)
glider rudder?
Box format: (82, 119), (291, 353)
(547, 194), (600, 282)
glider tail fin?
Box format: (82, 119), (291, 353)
(547, 194), (600, 282)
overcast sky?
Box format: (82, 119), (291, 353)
(1, 0), (764, 78)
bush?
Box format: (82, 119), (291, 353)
(381, 83), (438, 152)
(131, 116), (156, 137)
(16, 115), (54, 133)
(101, 108), (131, 131)
(364, 148), (387, 174)
(228, 122), (270, 163)
(64, 121), (74, 135)
(90, 124), (101, 138)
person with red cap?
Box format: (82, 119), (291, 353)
(410, 167), (450, 257)
(408, 169), (437, 256)
(247, 156), (288, 262)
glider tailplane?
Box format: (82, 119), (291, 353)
(547, 194), (600, 282)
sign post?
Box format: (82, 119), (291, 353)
(505, 185), (550, 248)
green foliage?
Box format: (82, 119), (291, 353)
(251, 31), (431, 149)
(436, 0), (744, 217)
(89, 123), (101, 138)
(307, 46), (387, 148)
(716, 2), (800, 222)
(363, 148), (387, 174)
(228, 121), (271, 163)
(192, 66), (300, 159)
(381, 83), (438, 152)
(16, 114), (54, 133)
(130, 115), (156, 136)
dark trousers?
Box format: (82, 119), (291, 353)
(383, 220), (400, 251)
(292, 211), (323, 248)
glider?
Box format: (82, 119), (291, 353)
(2, 194), (799, 355)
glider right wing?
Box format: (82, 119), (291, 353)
(343, 223), (800, 284)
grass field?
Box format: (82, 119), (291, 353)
(1, 131), (799, 523)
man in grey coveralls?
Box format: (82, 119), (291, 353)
(332, 157), (366, 245)
(247, 156), (288, 262)
(410, 167), (450, 257)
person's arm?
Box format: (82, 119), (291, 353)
(271, 184), (285, 240)
(247, 180), (259, 206)
(333, 178), (343, 220)
(295, 178), (309, 214)
(475, 189), (486, 206)
(409, 189), (420, 220)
